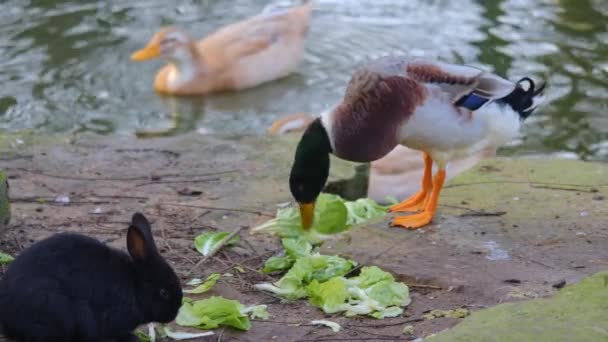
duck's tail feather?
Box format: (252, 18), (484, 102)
(499, 77), (547, 120)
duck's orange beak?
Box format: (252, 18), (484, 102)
(298, 202), (315, 230)
(131, 43), (161, 61)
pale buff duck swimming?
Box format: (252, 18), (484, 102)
(131, 1), (312, 95)
(286, 56), (545, 229)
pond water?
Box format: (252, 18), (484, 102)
(0, 0), (606, 160)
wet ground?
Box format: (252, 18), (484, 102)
(1, 133), (606, 341)
(0, 0), (607, 160)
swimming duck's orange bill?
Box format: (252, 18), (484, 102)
(131, 44), (161, 61)
(298, 202), (315, 230)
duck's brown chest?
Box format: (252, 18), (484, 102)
(331, 73), (427, 162)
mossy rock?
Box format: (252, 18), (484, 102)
(0, 170), (9, 232)
(427, 271), (608, 342)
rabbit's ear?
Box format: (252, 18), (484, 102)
(127, 212), (158, 262)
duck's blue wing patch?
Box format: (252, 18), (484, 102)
(455, 93), (489, 110)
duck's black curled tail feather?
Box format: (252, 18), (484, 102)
(499, 77), (546, 120)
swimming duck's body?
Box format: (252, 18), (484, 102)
(289, 56), (545, 229)
(131, 2), (312, 95)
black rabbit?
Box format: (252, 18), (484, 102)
(0, 213), (183, 342)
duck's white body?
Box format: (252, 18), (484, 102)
(399, 99), (521, 167)
(320, 57), (540, 167)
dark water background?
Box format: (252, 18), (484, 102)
(0, 0), (606, 160)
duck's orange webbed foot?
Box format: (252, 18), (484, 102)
(388, 191), (428, 213)
(388, 152), (433, 213)
(391, 167), (446, 230)
(391, 211), (434, 229)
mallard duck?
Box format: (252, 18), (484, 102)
(130, 1), (312, 95)
(268, 113), (495, 202)
(288, 56), (545, 229)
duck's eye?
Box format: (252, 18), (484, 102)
(160, 288), (169, 299)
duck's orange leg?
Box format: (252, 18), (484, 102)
(391, 168), (446, 229)
(389, 153), (433, 213)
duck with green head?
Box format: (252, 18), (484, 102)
(289, 56), (545, 230)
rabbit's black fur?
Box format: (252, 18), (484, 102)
(0, 213), (182, 342)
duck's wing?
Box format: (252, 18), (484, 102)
(205, 2), (312, 61)
(404, 59), (516, 110)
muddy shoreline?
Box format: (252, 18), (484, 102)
(1, 133), (607, 341)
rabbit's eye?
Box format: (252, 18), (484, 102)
(160, 288), (169, 299)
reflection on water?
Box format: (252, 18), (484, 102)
(0, 0), (606, 160)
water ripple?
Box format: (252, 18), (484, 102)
(0, 0), (605, 160)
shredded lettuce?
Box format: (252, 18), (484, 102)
(176, 296), (268, 331)
(183, 273), (220, 294)
(0, 251), (14, 265)
(194, 232), (239, 256)
(163, 327), (214, 340)
(305, 266), (411, 318)
(307, 278), (349, 314)
(251, 194), (391, 243)
(310, 320), (342, 332)
(262, 255), (294, 273)
(255, 253), (357, 300)
(344, 198), (394, 225)
(262, 238), (314, 273)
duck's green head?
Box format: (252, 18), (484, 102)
(289, 118), (332, 229)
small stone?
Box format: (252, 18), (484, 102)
(54, 195), (70, 205)
(403, 325), (414, 335)
(197, 127), (212, 135)
(553, 279), (566, 289)
(504, 279), (521, 284)
(579, 211), (589, 217)
(177, 188), (203, 196)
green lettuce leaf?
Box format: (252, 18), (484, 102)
(367, 280), (411, 308)
(344, 198), (392, 225)
(135, 330), (151, 342)
(311, 194), (349, 234)
(241, 304), (270, 320)
(302, 266), (411, 318)
(251, 194), (392, 243)
(310, 320), (342, 332)
(250, 206), (302, 238)
(183, 273), (220, 294)
(283, 238), (313, 258)
(307, 278), (349, 313)
(262, 238), (314, 273)
(347, 266), (395, 289)
(255, 254), (356, 300)
(194, 232), (239, 256)
(176, 296), (251, 331)
(310, 255), (356, 282)
(163, 327), (214, 340)
(0, 251), (14, 265)
(262, 255), (294, 273)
